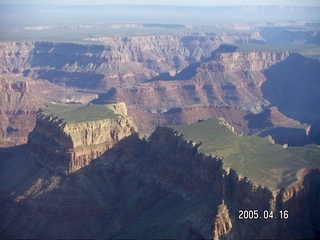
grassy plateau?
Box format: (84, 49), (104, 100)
(171, 119), (320, 190)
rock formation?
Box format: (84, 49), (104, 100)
(0, 123), (319, 239)
(28, 102), (137, 174)
(1, 38), (318, 145)
(0, 80), (45, 146)
(127, 104), (249, 136)
(0, 34), (265, 90)
(260, 27), (320, 45)
(213, 202), (233, 240)
(0, 40), (307, 145)
(262, 53), (320, 124)
(0, 76), (97, 146)
(92, 48), (318, 145)
(0, 6), (319, 239)
(99, 51), (291, 113)
(1, 39), (318, 147)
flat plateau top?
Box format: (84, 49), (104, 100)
(170, 119), (320, 191)
(40, 103), (119, 123)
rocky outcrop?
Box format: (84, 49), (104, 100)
(275, 169), (320, 239)
(208, 51), (291, 72)
(0, 77), (98, 146)
(0, 80), (45, 146)
(213, 202), (233, 240)
(191, 51), (291, 112)
(260, 27), (320, 45)
(245, 107), (310, 146)
(28, 102), (137, 174)
(309, 119), (320, 144)
(0, 123), (320, 239)
(1, 40), (316, 146)
(0, 34), (266, 90)
(94, 50), (311, 142)
(127, 104), (249, 136)
(99, 51), (291, 114)
(262, 53), (320, 124)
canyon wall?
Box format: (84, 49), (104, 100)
(208, 51), (291, 72)
(127, 105), (250, 136)
(0, 125), (319, 239)
(102, 51), (291, 113)
(262, 53), (320, 124)
(0, 33), (264, 90)
(0, 77), (98, 146)
(0, 80), (45, 146)
(28, 102), (137, 174)
(1, 41), (317, 146)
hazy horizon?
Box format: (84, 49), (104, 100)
(1, 0), (319, 43)
(1, 0), (320, 6)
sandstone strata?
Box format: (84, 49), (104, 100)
(1, 125), (319, 239)
(0, 80), (45, 146)
(213, 202), (233, 239)
(127, 104), (249, 136)
(1, 40), (317, 146)
(0, 77), (97, 146)
(28, 102), (137, 174)
(0, 35), (264, 90)
(101, 51), (291, 113)
(209, 51), (291, 72)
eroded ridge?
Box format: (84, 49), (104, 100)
(28, 102), (137, 174)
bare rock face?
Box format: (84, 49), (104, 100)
(127, 104), (249, 136)
(0, 80), (45, 146)
(0, 34), (265, 90)
(309, 119), (320, 144)
(191, 51), (291, 111)
(0, 124), (319, 239)
(28, 102), (137, 174)
(0, 76), (98, 146)
(1, 124), (319, 239)
(210, 51), (291, 72)
(262, 53), (320, 124)
(213, 202), (233, 240)
(101, 51), (291, 114)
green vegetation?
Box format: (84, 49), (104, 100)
(170, 119), (320, 190)
(41, 103), (119, 123)
(235, 43), (320, 60)
(287, 145), (320, 164)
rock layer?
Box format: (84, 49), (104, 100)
(0, 76), (98, 146)
(28, 102), (137, 174)
(101, 51), (291, 113)
(0, 125), (319, 239)
(0, 34), (264, 90)
(0, 80), (45, 146)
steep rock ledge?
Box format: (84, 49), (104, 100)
(0, 124), (319, 239)
(0, 34), (264, 89)
(0, 80), (45, 146)
(0, 77), (98, 146)
(99, 51), (292, 114)
(28, 102), (137, 174)
(209, 51), (292, 72)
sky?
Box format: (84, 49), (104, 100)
(1, 0), (320, 6)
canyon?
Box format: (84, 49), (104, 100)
(0, 77), (97, 146)
(0, 12), (320, 238)
(1, 39), (318, 144)
(0, 114), (319, 239)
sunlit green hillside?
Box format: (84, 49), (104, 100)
(171, 119), (320, 190)
(40, 103), (119, 123)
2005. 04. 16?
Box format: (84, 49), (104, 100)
(238, 210), (289, 220)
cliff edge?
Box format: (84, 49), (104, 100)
(28, 102), (137, 174)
